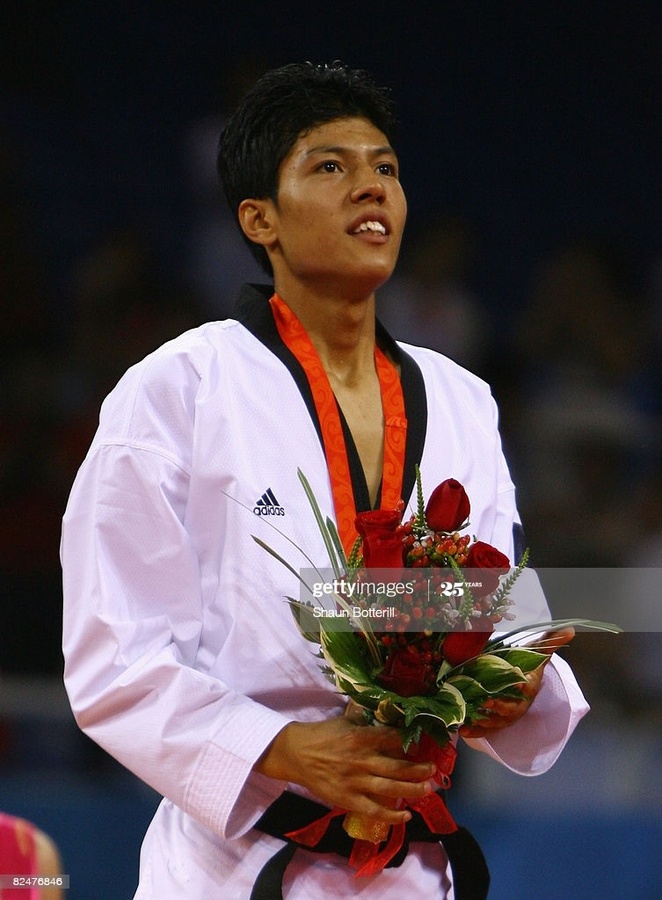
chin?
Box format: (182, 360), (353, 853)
(367, 261), (398, 290)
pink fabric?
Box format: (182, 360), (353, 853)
(0, 813), (39, 899)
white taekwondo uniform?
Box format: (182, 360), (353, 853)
(62, 284), (588, 899)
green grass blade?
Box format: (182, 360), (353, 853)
(298, 468), (343, 578)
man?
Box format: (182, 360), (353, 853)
(62, 62), (587, 898)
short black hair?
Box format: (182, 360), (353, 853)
(217, 61), (397, 274)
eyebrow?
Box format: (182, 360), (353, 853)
(304, 144), (397, 158)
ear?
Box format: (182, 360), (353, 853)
(237, 198), (277, 249)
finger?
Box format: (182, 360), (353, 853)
(333, 768), (436, 819)
(347, 794), (413, 824)
(459, 723), (491, 739)
(366, 751), (437, 782)
(459, 709), (524, 737)
(527, 626), (575, 655)
(461, 693), (532, 734)
(480, 696), (531, 716)
(365, 772), (436, 804)
(344, 699), (370, 725)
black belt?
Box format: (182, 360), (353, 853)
(250, 790), (489, 899)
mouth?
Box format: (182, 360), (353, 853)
(352, 220), (387, 235)
(349, 216), (391, 241)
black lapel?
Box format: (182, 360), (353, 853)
(234, 284), (428, 511)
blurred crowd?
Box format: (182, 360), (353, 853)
(1, 88), (661, 736)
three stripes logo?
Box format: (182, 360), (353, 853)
(253, 488), (285, 517)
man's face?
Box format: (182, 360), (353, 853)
(265, 116), (407, 296)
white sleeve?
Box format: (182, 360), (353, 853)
(463, 456), (590, 774)
(463, 655), (589, 775)
(61, 439), (291, 840)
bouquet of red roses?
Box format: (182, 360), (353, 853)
(253, 468), (619, 873)
(281, 468), (543, 752)
(350, 473), (524, 702)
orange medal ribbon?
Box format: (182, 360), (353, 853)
(270, 293), (407, 555)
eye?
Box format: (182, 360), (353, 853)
(319, 160), (342, 173)
(377, 162), (398, 177)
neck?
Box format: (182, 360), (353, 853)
(274, 281), (377, 384)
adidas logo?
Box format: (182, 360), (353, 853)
(253, 488), (285, 517)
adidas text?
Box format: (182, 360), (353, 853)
(253, 505), (285, 516)
(253, 488), (285, 516)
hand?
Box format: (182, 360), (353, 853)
(459, 627), (575, 739)
(254, 715), (436, 824)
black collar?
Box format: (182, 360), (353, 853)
(234, 283), (427, 512)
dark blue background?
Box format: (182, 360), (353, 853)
(3, 0), (660, 315)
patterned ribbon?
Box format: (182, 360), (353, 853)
(269, 293), (407, 555)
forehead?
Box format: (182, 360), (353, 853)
(284, 116), (395, 162)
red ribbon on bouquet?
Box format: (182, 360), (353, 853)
(285, 735), (458, 878)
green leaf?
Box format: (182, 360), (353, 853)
(331, 594), (382, 668)
(413, 464), (427, 533)
(320, 628), (374, 689)
(223, 487), (325, 577)
(326, 516), (349, 573)
(447, 674), (527, 711)
(347, 535), (363, 570)
(446, 674), (491, 704)
(298, 469), (343, 578)
(410, 717), (452, 749)
(252, 536), (314, 589)
(447, 556), (477, 623)
(285, 598), (321, 642)
(427, 683), (467, 724)
(402, 723), (424, 753)
(343, 686), (389, 708)
(484, 618), (622, 654)
(375, 697), (407, 725)
(491, 547), (530, 606)
(453, 653), (531, 694)
(490, 647), (548, 673)
(402, 684), (466, 729)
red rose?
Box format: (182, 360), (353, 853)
(425, 479), (470, 533)
(378, 646), (433, 696)
(442, 628), (493, 666)
(355, 509), (404, 568)
(464, 541), (510, 597)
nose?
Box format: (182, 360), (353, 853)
(350, 170), (387, 205)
